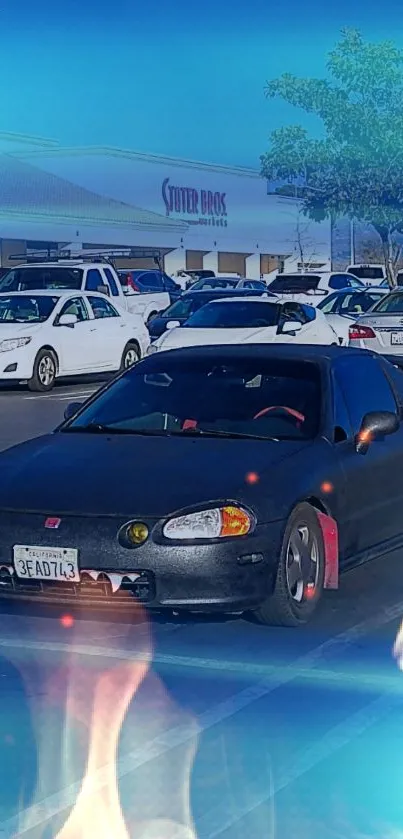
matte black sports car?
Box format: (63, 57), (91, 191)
(0, 344), (403, 627)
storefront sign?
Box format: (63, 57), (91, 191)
(161, 177), (228, 226)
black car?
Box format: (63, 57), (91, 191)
(1, 344), (403, 627)
(147, 287), (276, 341)
(117, 269), (181, 303)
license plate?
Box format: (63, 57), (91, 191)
(13, 545), (79, 582)
(391, 333), (403, 345)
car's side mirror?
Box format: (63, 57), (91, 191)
(166, 320), (181, 330)
(64, 401), (83, 421)
(58, 314), (78, 327)
(281, 320), (302, 335)
(97, 284), (110, 296)
(356, 410), (400, 454)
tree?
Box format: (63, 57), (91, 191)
(260, 28), (403, 287)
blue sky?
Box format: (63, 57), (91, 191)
(2, 0), (403, 167)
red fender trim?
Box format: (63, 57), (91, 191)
(315, 510), (339, 589)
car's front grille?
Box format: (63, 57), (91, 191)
(0, 567), (155, 606)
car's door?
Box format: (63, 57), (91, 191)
(332, 353), (403, 561)
(102, 267), (122, 304)
(162, 273), (182, 302)
(277, 302), (316, 343)
(84, 268), (105, 294)
(86, 295), (125, 369)
(53, 296), (98, 373)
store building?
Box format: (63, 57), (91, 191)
(0, 134), (332, 276)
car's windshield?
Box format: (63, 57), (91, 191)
(318, 290), (385, 314)
(63, 356), (321, 440)
(0, 267), (84, 292)
(161, 297), (198, 319)
(0, 295), (59, 323)
(191, 278), (239, 290)
(370, 292), (403, 314)
(183, 301), (281, 328)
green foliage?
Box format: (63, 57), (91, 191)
(261, 28), (403, 254)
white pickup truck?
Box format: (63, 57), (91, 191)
(0, 260), (171, 323)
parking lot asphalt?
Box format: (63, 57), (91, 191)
(0, 380), (403, 838)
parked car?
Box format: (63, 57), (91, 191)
(148, 296), (338, 354)
(117, 269), (181, 303)
(147, 287), (275, 341)
(0, 260), (170, 323)
(190, 276), (268, 292)
(267, 271), (365, 303)
(1, 344), (403, 627)
(347, 263), (387, 285)
(316, 287), (388, 345)
(348, 289), (403, 355)
(0, 290), (150, 391)
(172, 269), (216, 290)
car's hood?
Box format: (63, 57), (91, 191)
(0, 433), (311, 518)
(0, 323), (42, 338)
(157, 325), (278, 350)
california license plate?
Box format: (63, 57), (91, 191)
(391, 333), (403, 345)
(13, 545), (79, 582)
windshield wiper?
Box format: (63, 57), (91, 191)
(62, 424), (174, 436)
(175, 428), (279, 441)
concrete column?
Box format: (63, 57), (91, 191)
(203, 252), (219, 272)
(245, 253), (261, 279)
(164, 248), (186, 276)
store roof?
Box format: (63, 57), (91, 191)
(0, 154), (187, 230)
(15, 144), (261, 178)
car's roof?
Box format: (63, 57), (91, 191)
(329, 286), (388, 295)
(183, 287), (269, 298)
(0, 289), (103, 299)
(141, 343), (375, 364)
(199, 295), (278, 304)
(11, 261), (90, 269)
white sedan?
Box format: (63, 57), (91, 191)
(147, 296), (338, 354)
(0, 290), (150, 391)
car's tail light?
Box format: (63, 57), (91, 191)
(349, 324), (376, 340)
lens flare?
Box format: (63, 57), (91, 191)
(246, 471), (259, 484)
(7, 601), (199, 839)
(393, 619), (403, 670)
(60, 613), (74, 629)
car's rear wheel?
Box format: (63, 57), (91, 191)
(254, 502), (325, 627)
(120, 342), (140, 370)
(28, 348), (57, 392)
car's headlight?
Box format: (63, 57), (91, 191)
(163, 505), (253, 540)
(0, 337), (32, 352)
(147, 343), (159, 355)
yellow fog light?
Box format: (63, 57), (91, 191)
(127, 522), (149, 545)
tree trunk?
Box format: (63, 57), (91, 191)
(378, 228), (397, 289)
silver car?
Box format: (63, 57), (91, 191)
(317, 287), (388, 345)
(348, 289), (403, 354)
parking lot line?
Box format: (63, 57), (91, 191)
(1, 598), (402, 837)
(22, 389), (97, 401)
(200, 690), (403, 839)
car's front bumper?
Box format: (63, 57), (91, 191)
(0, 511), (283, 612)
(0, 346), (35, 380)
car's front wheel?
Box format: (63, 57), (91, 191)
(254, 502), (325, 627)
(28, 348), (58, 392)
(120, 342), (140, 370)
